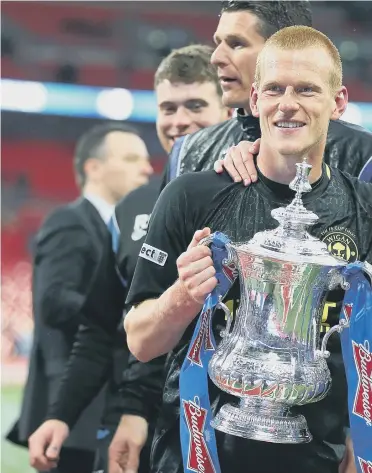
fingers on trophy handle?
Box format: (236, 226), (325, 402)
(198, 234), (214, 247)
(197, 234), (235, 338)
(218, 296), (233, 338)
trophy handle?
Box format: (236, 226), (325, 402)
(217, 296), (233, 338)
(319, 318), (349, 359)
(320, 261), (372, 359)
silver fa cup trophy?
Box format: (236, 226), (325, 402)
(208, 159), (351, 444)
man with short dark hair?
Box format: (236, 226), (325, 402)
(73, 123), (152, 195)
(154, 44), (230, 155)
(125, 25), (372, 473)
(8, 123), (152, 473)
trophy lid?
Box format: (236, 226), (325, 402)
(244, 159), (346, 267)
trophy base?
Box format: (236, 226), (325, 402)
(211, 398), (312, 444)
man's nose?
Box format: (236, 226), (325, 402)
(142, 160), (154, 176)
(278, 87), (300, 114)
(211, 43), (229, 67)
(173, 107), (192, 129)
(146, 161), (154, 175)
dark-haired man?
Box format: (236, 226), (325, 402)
(155, 43), (231, 155)
(8, 123), (152, 473)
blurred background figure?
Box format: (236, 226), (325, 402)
(1, 2), (371, 473)
(6, 123), (152, 473)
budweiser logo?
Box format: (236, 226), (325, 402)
(187, 309), (214, 367)
(342, 303), (353, 322)
(352, 339), (372, 427)
(183, 396), (216, 473)
(358, 457), (372, 473)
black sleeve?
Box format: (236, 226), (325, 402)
(46, 324), (113, 428)
(118, 355), (165, 423)
(126, 174), (196, 306)
(35, 211), (92, 331)
(115, 178), (160, 287)
(327, 120), (372, 181)
(45, 323), (164, 428)
(126, 171), (230, 305)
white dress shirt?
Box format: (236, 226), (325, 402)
(84, 193), (115, 225)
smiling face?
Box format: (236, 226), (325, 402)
(250, 46), (347, 159)
(211, 11), (266, 110)
(156, 80), (230, 153)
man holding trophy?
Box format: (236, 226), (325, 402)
(125, 26), (372, 473)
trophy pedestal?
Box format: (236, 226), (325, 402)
(211, 398), (312, 444)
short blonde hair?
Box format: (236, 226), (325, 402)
(255, 26), (342, 92)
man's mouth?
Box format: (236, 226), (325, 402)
(219, 76), (238, 86)
(274, 121), (306, 129)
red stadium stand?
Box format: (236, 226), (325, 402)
(2, 2), (119, 47)
(2, 1), (371, 99)
(2, 141), (78, 200)
(1, 57), (28, 80)
(345, 80), (372, 102)
(78, 65), (120, 87)
(141, 11), (216, 43)
(128, 69), (156, 90)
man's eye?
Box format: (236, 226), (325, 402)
(267, 86), (282, 93)
(188, 103), (203, 112)
(125, 156), (139, 163)
(298, 87), (313, 94)
(163, 108), (176, 115)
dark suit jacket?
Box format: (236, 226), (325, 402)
(42, 179), (164, 430)
(7, 197), (126, 452)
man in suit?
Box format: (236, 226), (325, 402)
(7, 122), (153, 473)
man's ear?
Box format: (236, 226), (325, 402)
(331, 86), (348, 120)
(84, 157), (102, 183)
(250, 83), (259, 118)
